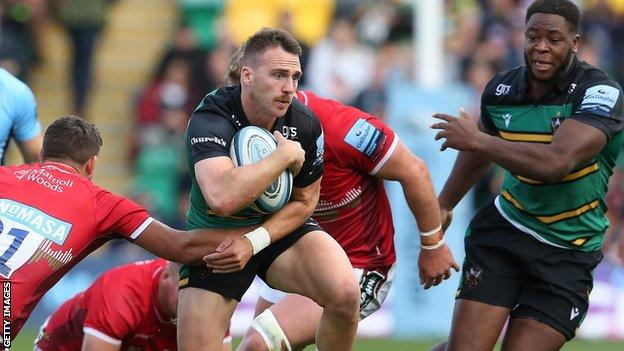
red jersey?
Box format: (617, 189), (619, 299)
(296, 91), (397, 268)
(36, 259), (178, 351)
(0, 162), (152, 338)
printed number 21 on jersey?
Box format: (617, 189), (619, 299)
(0, 199), (72, 278)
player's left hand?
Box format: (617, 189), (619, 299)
(431, 108), (481, 151)
(202, 236), (253, 273)
(418, 243), (460, 289)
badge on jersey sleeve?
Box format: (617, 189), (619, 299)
(344, 119), (383, 158)
(580, 85), (620, 116)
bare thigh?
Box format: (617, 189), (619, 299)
(447, 299), (510, 351)
(501, 317), (566, 351)
(177, 287), (237, 351)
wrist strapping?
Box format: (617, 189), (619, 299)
(245, 227), (271, 255)
(420, 237), (445, 250)
(420, 224), (442, 237)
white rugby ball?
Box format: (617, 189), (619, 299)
(230, 126), (293, 213)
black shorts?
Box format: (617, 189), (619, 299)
(179, 218), (322, 301)
(457, 202), (603, 340)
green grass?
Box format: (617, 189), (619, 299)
(11, 329), (624, 350)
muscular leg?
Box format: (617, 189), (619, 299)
(239, 295), (322, 351)
(446, 299), (510, 351)
(265, 231), (359, 351)
(177, 287), (238, 351)
(501, 318), (566, 351)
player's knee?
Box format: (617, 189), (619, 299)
(321, 276), (360, 320)
(244, 309), (292, 351)
(239, 329), (270, 351)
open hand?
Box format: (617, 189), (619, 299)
(431, 108), (481, 151)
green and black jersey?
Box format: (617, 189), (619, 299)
(184, 85), (324, 230)
(480, 57), (624, 251)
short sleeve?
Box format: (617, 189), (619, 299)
(569, 82), (624, 140)
(337, 114), (397, 175)
(83, 277), (142, 344)
(11, 79), (41, 141)
(94, 190), (152, 240)
(186, 112), (236, 165)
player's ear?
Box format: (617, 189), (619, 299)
(85, 155), (98, 179)
(241, 66), (253, 86)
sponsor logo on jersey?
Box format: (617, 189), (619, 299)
(463, 266), (483, 291)
(0, 200), (71, 245)
(344, 119), (382, 158)
(281, 126), (298, 139)
(495, 84), (511, 96)
(190, 136), (227, 147)
(14, 169), (75, 193)
(581, 84), (619, 113)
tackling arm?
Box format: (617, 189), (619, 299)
(133, 220), (249, 264)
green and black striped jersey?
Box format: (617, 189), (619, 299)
(184, 85), (323, 230)
(480, 57), (624, 251)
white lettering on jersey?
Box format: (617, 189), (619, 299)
(495, 84), (511, 96)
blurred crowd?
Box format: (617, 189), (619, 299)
(3, 0), (624, 261)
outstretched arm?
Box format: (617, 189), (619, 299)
(133, 220), (250, 265)
(432, 110), (607, 184)
(376, 140), (459, 289)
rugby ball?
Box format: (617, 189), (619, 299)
(230, 126), (293, 213)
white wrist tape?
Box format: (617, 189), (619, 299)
(420, 237), (445, 250)
(420, 224), (442, 237)
(245, 227), (271, 255)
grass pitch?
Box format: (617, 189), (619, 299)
(11, 329), (624, 350)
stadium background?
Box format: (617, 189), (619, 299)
(2, 0), (624, 349)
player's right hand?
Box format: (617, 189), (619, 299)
(274, 131), (304, 176)
(418, 243), (460, 289)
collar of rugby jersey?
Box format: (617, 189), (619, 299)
(518, 55), (581, 97)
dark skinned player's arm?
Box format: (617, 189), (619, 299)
(438, 121), (494, 210)
(471, 118), (606, 183)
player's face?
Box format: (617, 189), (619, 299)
(524, 13), (579, 82)
(248, 46), (301, 119)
